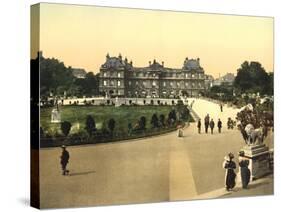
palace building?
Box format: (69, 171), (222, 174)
(99, 53), (207, 98)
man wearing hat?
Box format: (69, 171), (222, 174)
(60, 145), (70, 175)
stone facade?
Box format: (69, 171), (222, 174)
(99, 54), (207, 98)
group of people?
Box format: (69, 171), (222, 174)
(197, 114), (222, 134)
(223, 152), (251, 191)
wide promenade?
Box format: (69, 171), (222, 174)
(39, 98), (273, 208)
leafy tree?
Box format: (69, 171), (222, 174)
(61, 121), (72, 136)
(85, 115), (96, 136)
(267, 72), (274, 95)
(234, 61), (270, 94)
(139, 116), (146, 130)
(180, 107), (190, 121)
(108, 118), (116, 135)
(39, 56), (74, 97)
(150, 113), (159, 128)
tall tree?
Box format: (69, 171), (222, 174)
(234, 61), (270, 94)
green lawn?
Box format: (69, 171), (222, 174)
(40, 105), (177, 136)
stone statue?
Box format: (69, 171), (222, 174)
(244, 124), (265, 145)
(51, 96), (61, 123)
(51, 108), (61, 123)
(115, 96), (120, 107)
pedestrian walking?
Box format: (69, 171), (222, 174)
(220, 103), (223, 112)
(204, 114), (210, 133)
(60, 145), (70, 176)
(238, 151), (251, 189)
(197, 119), (201, 134)
(222, 153), (236, 191)
(210, 119), (215, 134)
(218, 119), (222, 133)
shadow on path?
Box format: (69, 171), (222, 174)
(69, 170), (96, 177)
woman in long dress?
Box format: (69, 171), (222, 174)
(238, 152), (251, 189)
(223, 153), (236, 191)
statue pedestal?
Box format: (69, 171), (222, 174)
(240, 144), (270, 181)
(51, 108), (61, 123)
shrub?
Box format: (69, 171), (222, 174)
(151, 113), (159, 128)
(60, 121), (72, 136)
(85, 115), (96, 136)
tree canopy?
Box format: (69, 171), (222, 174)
(234, 61), (272, 95)
(33, 53), (100, 98)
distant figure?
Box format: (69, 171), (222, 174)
(238, 151), (251, 189)
(204, 114), (210, 133)
(197, 119), (202, 134)
(223, 153), (236, 191)
(60, 145), (70, 176)
(210, 119), (215, 134)
(227, 117), (234, 129)
(220, 103), (223, 112)
(217, 119), (222, 133)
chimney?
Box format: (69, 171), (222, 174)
(162, 61), (164, 67)
(149, 61), (151, 66)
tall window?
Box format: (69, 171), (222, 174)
(103, 80), (107, 86)
(117, 81), (121, 86)
(163, 81), (166, 87)
(104, 72), (107, 77)
(117, 72), (121, 78)
(152, 81), (156, 86)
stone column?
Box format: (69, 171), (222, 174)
(240, 144), (270, 181)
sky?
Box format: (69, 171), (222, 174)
(32, 3), (274, 78)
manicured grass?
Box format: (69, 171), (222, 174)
(40, 105), (177, 136)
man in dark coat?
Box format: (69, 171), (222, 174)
(218, 119), (222, 133)
(60, 145), (70, 175)
(204, 114), (210, 134)
(210, 119), (215, 134)
(197, 119), (201, 134)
